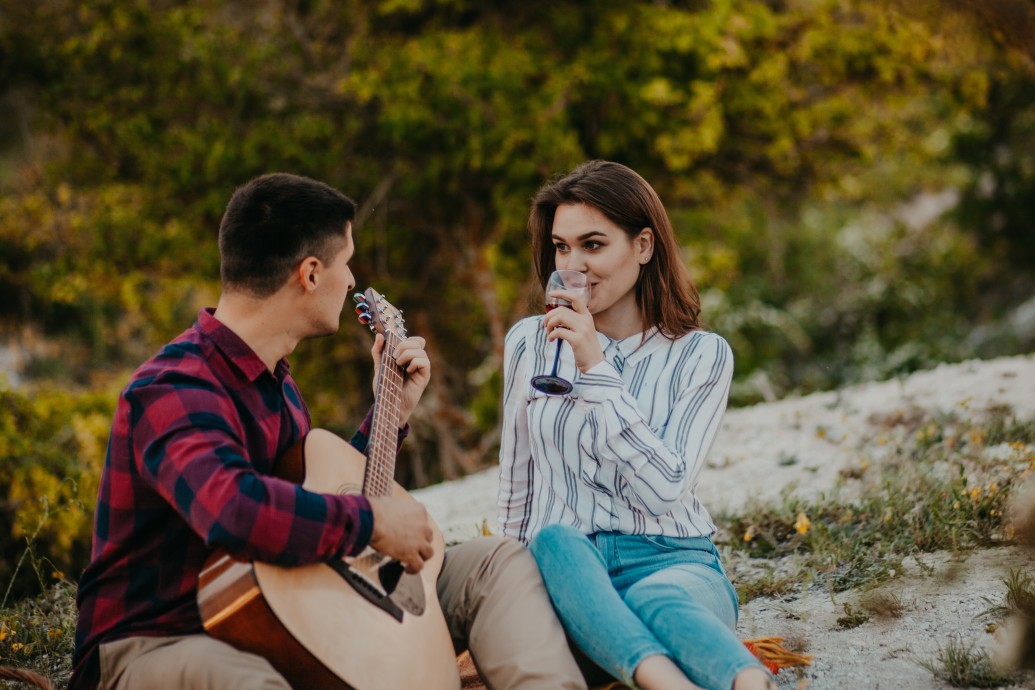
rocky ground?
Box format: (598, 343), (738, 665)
(414, 354), (1035, 689)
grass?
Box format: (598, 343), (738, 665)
(835, 602), (870, 629)
(716, 403), (1035, 687)
(718, 404), (1035, 599)
(1, 403), (1033, 688)
(0, 578), (75, 687)
(917, 634), (1018, 688)
(980, 569), (1035, 622)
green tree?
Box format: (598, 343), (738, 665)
(0, 0), (1032, 486)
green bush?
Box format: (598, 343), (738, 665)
(0, 384), (113, 604)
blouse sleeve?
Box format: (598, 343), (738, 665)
(497, 320), (535, 542)
(575, 333), (733, 517)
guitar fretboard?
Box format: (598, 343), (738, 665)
(363, 331), (403, 497)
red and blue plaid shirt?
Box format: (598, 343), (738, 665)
(71, 309), (387, 689)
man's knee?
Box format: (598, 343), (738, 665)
(445, 535), (541, 590)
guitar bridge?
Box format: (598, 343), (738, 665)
(326, 555), (427, 622)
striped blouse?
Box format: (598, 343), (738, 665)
(497, 315), (734, 544)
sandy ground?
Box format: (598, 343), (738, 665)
(413, 353), (1035, 689)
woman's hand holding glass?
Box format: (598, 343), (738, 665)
(531, 270), (604, 395)
(542, 285), (604, 374)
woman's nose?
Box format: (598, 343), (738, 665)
(557, 252), (587, 273)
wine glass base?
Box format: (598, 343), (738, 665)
(530, 375), (573, 396)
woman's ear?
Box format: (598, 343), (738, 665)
(638, 228), (655, 264)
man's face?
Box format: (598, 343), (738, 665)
(312, 222), (356, 337)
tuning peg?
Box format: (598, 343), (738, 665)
(353, 293), (367, 304)
(358, 312), (373, 325)
(355, 303), (370, 316)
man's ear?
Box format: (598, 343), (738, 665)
(298, 257), (321, 293)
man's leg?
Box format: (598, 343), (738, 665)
(98, 634), (291, 690)
(438, 536), (587, 690)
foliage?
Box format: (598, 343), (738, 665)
(0, 0), (1033, 483)
(0, 580), (75, 687)
(0, 385), (114, 603)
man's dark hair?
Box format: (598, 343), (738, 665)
(218, 173), (357, 296)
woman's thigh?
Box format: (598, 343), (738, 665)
(602, 533), (739, 628)
(623, 560), (739, 630)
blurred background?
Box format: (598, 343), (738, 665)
(1, 0), (1033, 601)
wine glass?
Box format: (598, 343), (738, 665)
(530, 270), (590, 395)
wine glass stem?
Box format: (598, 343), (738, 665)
(549, 340), (563, 376)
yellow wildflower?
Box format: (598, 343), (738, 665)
(794, 512), (811, 536)
(48, 627), (63, 640)
(11, 642), (24, 652)
(743, 525), (756, 542)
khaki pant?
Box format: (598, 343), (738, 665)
(98, 537), (586, 690)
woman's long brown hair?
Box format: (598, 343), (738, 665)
(528, 160), (702, 338)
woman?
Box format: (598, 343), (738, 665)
(498, 160), (775, 690)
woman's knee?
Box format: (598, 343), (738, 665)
(529, 524), (585, 560)
(624, 565), (738, 629)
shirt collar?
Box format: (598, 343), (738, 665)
(197, 308), (291, 382)
(598, 327), (661, 364)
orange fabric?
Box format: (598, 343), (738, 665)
(743, 636), (814, 675)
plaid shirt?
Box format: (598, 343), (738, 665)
(70, 308), (391, 689)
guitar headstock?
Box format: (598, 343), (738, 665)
(353, 288), (407, 340)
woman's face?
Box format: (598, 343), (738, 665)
(551, 203), (653, 333)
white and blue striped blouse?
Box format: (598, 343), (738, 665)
(497, 315), (734, 544)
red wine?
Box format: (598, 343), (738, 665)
(545, 300), (571, 312)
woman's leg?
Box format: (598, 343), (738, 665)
(529, 524), (669, 688)
(622, 562), (764, 690)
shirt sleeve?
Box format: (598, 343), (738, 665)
(350, 405), (411, 454)
(497, 321), (535, 542)
(575, 333), (734, 517)
(128, 375), (373, 565)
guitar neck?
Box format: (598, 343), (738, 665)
(362, 331), (403, 497)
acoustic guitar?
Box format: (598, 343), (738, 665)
(197, 288), (460, 690)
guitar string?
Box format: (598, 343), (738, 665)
(367, 329), (403, 497)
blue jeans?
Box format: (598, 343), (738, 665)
(529, 524), (763, 690)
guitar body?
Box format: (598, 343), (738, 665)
(198, 429), (460, 690)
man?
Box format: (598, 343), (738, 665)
(70, 173), (585, 689)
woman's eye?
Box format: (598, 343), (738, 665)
(554, 244), (569, 253)
(585, 241), (602, 250)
